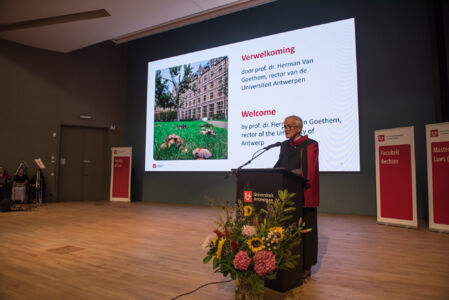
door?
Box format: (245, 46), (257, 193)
(58, 126), (109, 201)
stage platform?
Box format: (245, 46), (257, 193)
(0, 201), (448, 299)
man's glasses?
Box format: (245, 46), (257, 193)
(283, 125), (297, 130)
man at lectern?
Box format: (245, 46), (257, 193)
(274, 115), (319, 278)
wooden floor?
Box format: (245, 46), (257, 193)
(0, 202), (448, 300)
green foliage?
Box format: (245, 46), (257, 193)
(154, 110), (177, 122)
(155, 70), (173, 109)
(203, 255), (213, 264)
(155, 64), (196, 121)
(153, 120), (227, 160)
(262, 190), (296, 225)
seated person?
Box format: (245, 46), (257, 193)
(0, 165), (11, 199)
(0, 166), (10, 182)
(13, 167), (29, 185)
(12, 167), (29, 202)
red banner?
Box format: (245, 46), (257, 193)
(112, 156), (130, 198)
(431, 141), (449, 224)
(379, 144), (413, 220)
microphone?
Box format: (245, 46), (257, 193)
(263, 142), (282, 150)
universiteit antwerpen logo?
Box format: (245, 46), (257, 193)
(430, 129), (439, 137)
(244, 191), (253, 203)
(378, 135), (385, 142)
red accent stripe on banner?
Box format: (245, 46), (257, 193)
(431, 141), (449, 225)
(379, 144), (413, 220)
(112, 156), (130, 198)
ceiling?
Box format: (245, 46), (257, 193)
(0, 0), (274, 53)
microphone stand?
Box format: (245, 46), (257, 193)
(224, 148), (269, 179)
(224, 142), (282, 179)
(237, 148), (267, 170)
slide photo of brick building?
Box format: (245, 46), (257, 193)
(153, 56), (228, 161)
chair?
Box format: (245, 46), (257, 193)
(11, 183), (28, 210)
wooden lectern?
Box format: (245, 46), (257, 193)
(233, 168), (307, 292)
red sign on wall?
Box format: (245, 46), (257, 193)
(244, 191), (253, 203)
(112, 156), (130, 198)
(431, 141), (449, 224)
(378, 144), (413, 220)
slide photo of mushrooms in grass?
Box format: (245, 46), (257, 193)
(153, 56), (228, 161)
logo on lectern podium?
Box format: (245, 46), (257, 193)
(243, 191), (253, 203)
(431, 129), (439, 137)
(378, 135), (385, 142)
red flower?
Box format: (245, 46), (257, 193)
(224, 226), (230, 237)
(213, 229), (223, 238)
(231, 240), (239, 251)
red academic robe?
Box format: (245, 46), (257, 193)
(276, 135), (320, 207)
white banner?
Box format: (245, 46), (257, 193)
(110, 147), (132, 202)
(375, 126), (417, 228)
(426, 122), (449, 233)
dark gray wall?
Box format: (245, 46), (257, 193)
(126, 0), (437, 216)
(0, 39), (127, 201)
(436, 0), (449, 121)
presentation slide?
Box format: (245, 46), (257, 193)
(145, 18), (359, 172)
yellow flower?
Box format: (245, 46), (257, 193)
(212, 236), (218, 246)
(243, 205), (253, 217)
(216, 238), (226, 259)
(247, 237), (264, 253)
(268, 227), (284, 240)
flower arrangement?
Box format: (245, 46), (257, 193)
(202, 189), (311, 299)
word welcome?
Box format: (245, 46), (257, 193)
(242, 109), (276, 118)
